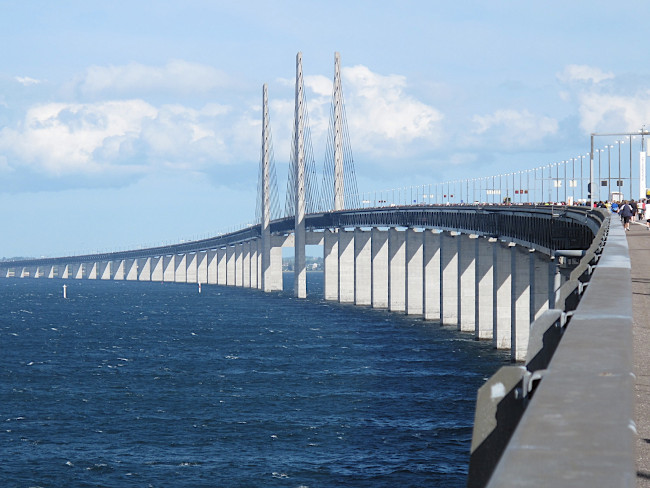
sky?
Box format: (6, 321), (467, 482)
(1, 0), (650, 258)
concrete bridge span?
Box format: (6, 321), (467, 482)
(1, 205), (604, 363)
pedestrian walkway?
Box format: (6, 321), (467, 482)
(626, 219), (650, 486)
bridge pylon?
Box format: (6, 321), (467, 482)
(258, 83), (281, 292)
(293, 52), (307, 298)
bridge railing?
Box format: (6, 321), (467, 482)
(467, 212), (635, 487)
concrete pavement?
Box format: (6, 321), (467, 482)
(626, 219), (650, 486)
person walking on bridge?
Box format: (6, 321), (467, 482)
(619, 200), (634, 231)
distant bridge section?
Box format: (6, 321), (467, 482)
(2, 204), (604, 362)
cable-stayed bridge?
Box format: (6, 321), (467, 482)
(0, 53), (637, 487)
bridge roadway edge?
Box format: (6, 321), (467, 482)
(628, 220), (650, 487)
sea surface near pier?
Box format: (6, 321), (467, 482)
(0, 273), (508, 487)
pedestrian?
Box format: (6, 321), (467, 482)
(619, 200), (634, 231)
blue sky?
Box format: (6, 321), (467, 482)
(1, 0), (649, 258)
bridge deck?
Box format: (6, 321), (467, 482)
(627, 222), (650, 488)
(628, 218), (650, 486)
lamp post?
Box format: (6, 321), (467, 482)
(597, 149), (604, 202)
(617, 140), (624, 198)
(607, 144), (613, 200)
(628, 135), (633, 200)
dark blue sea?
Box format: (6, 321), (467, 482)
(1, 273), (508, 487)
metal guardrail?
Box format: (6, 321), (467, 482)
(467, 213), (635, 487)
(2, 205), (604, 269)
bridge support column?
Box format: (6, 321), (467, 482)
(73, 263), (85, 280)
(475, 237), (495, 339)
(139, 258), (151, 281)
(175, 255), (187, 283)
(530, 250), (550, 322)
(163, 256), (175, 282)
(234, 246), (243, 286)
(354, 228), (371, 306)
(151, 257), (163, 282)
(511, 245), (531, 361)
(48, 265), (57, 279)
(185, 253), (197, 283)
(406, 228), (423, 315)
(324, 229), (339, 301)
(459, 234), (477, 331)
(267, 244), (283, 291)
(226, 246), (236, 286)
(99, 261), (111, 280)
(250, 241), (258, 289)
(371, 228), (389, 309)
(338, 230), (355, 303)
(124, 259), (138, 280)
(87, 263), (98, 280)
(548, 256), (562, 308)
(243, 243), (251, 288)
(196, 251), (207, 284)
(493, 241), (513, 349)
(113, 260), (125, 280)
(207, 250), (218, 284)
(217, 248), (227, 285)
(423, 229), (441, 321)
(388, 228), (406, 312)
(440, 231), (459, 325)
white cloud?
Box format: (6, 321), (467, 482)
(0, 99), (244, 177)
(471, 109), (558, 148)
(577, 91), (650, 134)
(15, 76), (41, 86)
(75, 60), (230, 96)
(341, 65), (444, 157)
(558, 65), (614, 84)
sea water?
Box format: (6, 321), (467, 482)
(0, 273), (508, 487)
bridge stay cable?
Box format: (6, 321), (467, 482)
(284, 54), (320, 218)
(256, 85), (280, 225)
(322, 52), (359, 211)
